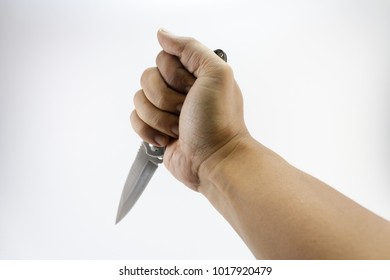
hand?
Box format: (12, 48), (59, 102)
(131, 29), (249, 190)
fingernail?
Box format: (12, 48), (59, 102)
(171, 125), (179, 137)
(159, 28), (172, 34)
(154, 135), (166, 146)
(176, 103), (183, 113)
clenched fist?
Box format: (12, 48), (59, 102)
(130, 29), (249, 190)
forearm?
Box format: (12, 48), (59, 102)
(199, 136), (390, 259)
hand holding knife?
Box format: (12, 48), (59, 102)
(116, 49), (227, 224)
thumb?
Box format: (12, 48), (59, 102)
(157, 28), (227, 78)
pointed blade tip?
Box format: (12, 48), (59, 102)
(115, 213), (120, 224)
(115, 205), (130, 225)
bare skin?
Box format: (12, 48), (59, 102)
(130, 29), (390, 259)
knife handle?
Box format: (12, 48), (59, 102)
(214, 49), (227, 62)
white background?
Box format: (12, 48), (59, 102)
(0, 0), (389, 259)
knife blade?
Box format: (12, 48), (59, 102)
(116, 142), (163, 224)
(116, 49), (227, 224)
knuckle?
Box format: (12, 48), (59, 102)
(181, 38), (200, 68)
(133, 89), (143, 105)
(150, 112), (163, 128)
(183, 36), (197, 48)
(129, 110), (141, 131)
(130, 111), (153, 142)
(168, 73), (183, 91)
(179, 71), (194, 89)
(154, 94), (167, 109)
(140, 67), (155, 87)
(213, 63), (233, 81)
(129, 110), (136, 124)
(155, 50), (165, 65)
(145, 84), (166, 109)
(220, 63), (234, 78)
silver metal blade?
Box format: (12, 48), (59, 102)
(116, 144), (159, 224)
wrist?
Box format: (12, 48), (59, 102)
(198, 135), (262, 199)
